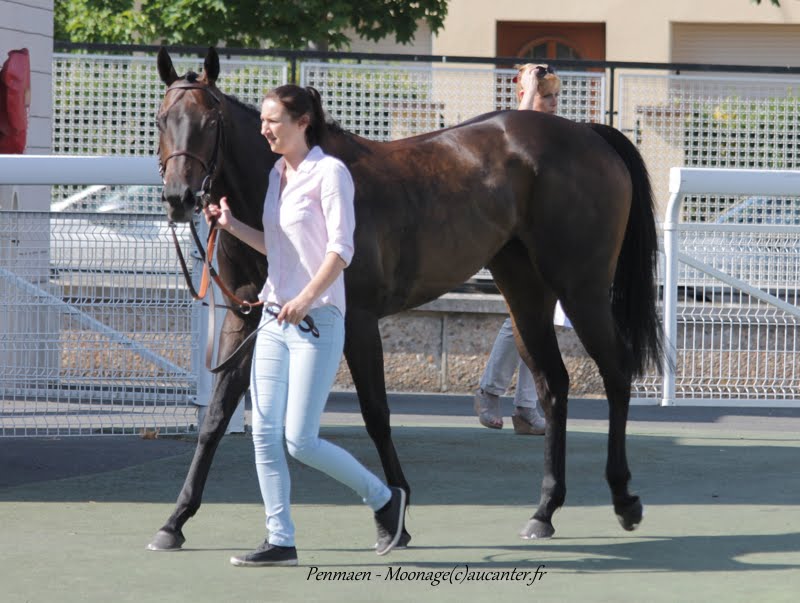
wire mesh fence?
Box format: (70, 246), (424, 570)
(300, 61), (604, 140)
(0, 211), (200, 435)
(51, 53), (288, 213)
(4, 50), (800, 437)
(617, 72), (800, 219)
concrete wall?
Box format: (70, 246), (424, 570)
(0, 0), (53, 211)
(332, 294), (604, 397)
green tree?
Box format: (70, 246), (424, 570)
(55, 0), (449, 50)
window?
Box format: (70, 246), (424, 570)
(520, 39), (582, 62)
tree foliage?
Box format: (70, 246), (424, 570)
(55, 0), (449, 50)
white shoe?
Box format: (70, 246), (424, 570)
(511, 406), (546, 435)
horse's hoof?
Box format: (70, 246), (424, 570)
(147, 529), (186, 551)
(615, 497), (644, 531)
(519, 518), (555, 540)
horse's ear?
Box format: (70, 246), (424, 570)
(204, 47), (220, 86)
(157, 47), (178, 86)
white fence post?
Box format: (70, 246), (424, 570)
(191, 216), (245, 434)
(661, 187), (682, 406)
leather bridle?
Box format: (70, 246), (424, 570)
(157, 82), (224, 206)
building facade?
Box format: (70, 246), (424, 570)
(431, 0), (800, 66)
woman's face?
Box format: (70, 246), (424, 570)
(533, 90), (559, 114)
(260, 98), (309, 155)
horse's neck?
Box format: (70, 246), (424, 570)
(322, 129), (377, 164)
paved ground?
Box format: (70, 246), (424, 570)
(1, 393), (800, 602)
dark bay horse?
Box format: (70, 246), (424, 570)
(148, 47), (663, 550)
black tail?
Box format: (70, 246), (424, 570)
(588, 123), (664, 376)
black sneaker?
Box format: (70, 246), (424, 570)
(374, 487), (407, 556)
(230, 540), (298, 567)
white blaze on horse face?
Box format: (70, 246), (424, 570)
(259, 98), (309, 157)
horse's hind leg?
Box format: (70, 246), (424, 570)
(488, 241), (570, 539)
(343, 308), (412, 545)
(148, 314), (255, 551)
(559, 292), (642, 531)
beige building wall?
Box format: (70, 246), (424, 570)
(432, 0), (800, 62)
(347, 21), (433, 55)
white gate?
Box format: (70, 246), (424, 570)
(0, 156), (207, 435)
(662, 167), (800, 406)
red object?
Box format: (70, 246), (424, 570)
(0, 48), (31, 154)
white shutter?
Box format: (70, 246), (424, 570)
(672, 23), (800, 66)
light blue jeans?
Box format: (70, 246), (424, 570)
(250, 304), (391, 547)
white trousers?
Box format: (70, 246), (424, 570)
(479, 302), (572, 409)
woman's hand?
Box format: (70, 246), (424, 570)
(517, 67), (538, 111)
(277, 294), (313, 326)
(203, 196), (236, 231)
(520, 67), (538, 96)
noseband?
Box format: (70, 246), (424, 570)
(158, 82), (225, 206)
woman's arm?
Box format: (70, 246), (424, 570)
(202, 196), (266, 256)
(517, 68), (537, 111)
(277, 252), (346, 325)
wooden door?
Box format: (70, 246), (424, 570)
(496, 22), (606, 62)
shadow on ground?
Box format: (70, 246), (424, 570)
(2, 423), (799, 510)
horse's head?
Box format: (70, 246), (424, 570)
(156, 47), (225, 222)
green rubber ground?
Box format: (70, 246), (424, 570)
(2, 394), (799, 602)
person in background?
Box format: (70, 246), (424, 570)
(474, 64), (572, 436)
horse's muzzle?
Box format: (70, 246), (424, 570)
(161, 185), (197, 222)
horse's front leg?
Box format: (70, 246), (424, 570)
(343, 308), (412, 546)
(147, 313), (255, 551)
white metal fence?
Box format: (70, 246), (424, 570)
(0, 157), (204, 436)
(617, 72), (800, 219)
(663, 168), (800, 406)
(50, 53), (604, 213)
(300, 61), (604, 141)
(0, 210), (199, 435)
(3, 52), (800, 435)
(51, 53), (288, 213)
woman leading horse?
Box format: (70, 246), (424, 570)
(148, 47), (662, 551)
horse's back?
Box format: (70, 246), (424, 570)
(496, 112), (634, 283)
(335, 111), (635, 314)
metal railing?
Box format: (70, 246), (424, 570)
(0, 157), (204, 436)
(3, 46), (800, 435)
